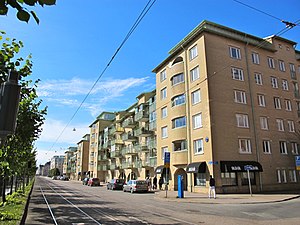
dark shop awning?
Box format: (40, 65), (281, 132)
(155, 165), (165, 174)
(186, 162), (206, 173)
(220, 161), (263, 172)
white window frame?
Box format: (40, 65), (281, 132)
(172, 116), (186, 129)
(271, 76), (278, 88)
(276, 119), (284, 131)
(171, 73), (184, 86)
(289, 170), (297, 182)
(263, 140), (271, 154)
(268, 57), (275, 69)
(282, 79), (289, 91)
(285, 99), (292, 111)
(234, 90), (247, 104)
(161, 106), (167, 119)
(282, 170), (287, 183)
(191, 89), (201, 105)
(190, 66), (200, 82)
(189, 45), (198, 61)
(229, 46), (241, 59)
(274, 97), (281, 109)
(279, 141), (288, 154)
(257, 94), (266, 107)
(160, 87), (167, 100)
(278, 60), (286, 72)
(161, 126), (168, 139)
(192, 113), (202, 129)
(254, 73), (263, 85)
(171, 94), (186, 107)
(161, 146), (168, 160)
(236, 114), (249, 128)
(260, 117), (268, 130)
(231, 67), (244, 81)
(160, 69), (166, 82)
(251, 52), (260, 64)
(287, 120), (295, 132)
(277, 169), (281, 183)
(239, 138), (252, 154)
(291, 142), (299, 155)
(194, 139), (204, 154)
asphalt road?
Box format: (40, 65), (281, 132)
(25, 176), (300, 225)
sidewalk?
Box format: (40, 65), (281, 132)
(154, 190), (300, 204)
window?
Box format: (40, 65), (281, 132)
(257, 94), (266, 107)
(271, 76), (278, 88)
(236, 114), (249, 128)
(241, 172), (256, 185)
(251, 52), (260, 64)
(221, 172), (237, 186)
(276, 169), (281, 183)
(287, 120), (295, 132)
(263, 140), (271, 154)
(291, 142), (299, 154)
(171, 73), (184, 86)
(172, 116), (186, 129)
(234, 90), (246, 104)
(268, 57), (275, 69)
(260, 117), (268, 130)
(190, 66), (200, 82)
(192, 113), (202, 129)
(160, 69), (166, 82)
(194, 173), (206, 186)
(279, 141), (288, 154)
(194, 139), (203, 154)
(290, 63), (296, 79)
(161, 126), (167, 138)
(278, 60), (286, 72)
(239, 138), (251, 153)
(229, 46), (241, 59)
(191, 89), (201, 105)
(171, 94), (185, 107)
(161, 107), (167, 119)
(274, 97), (281, 109)
(289, 170), (297, 182)
(282, 170), (287, 183)
(254, 73), (263, 85)
(284, 99), (292, 111)
(172, 140), (187, 152)
(189, 45), (198, 60)
(160, 87), (167, 100)
(282, 79), (289, 91)
(231, 67), (244, 81)
(276, 119), (284, 131)
(161, 146), (168, 160)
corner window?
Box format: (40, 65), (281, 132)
(172, 116), (186, 129)
(189, 45), (198, 60)
(171, 73), (184, 86)
(171, 94), (185, 107)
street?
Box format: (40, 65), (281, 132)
(25, 176), (300, 225)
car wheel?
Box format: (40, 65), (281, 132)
(123, 188), (126, 192)
(131, 188), (134, 194)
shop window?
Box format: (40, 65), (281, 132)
(221, 172), (237, 186)
(241, 172), (256, 185)
(194, 173), (206, 186)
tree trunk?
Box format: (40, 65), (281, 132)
(15, 176), (18, 192)
(9, 175), (14, 195)
(2, 175), (7, 203)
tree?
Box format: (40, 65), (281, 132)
(0, 0), (56, 24)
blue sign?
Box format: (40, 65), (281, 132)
(244, 165), (254, 171)
(164, 152), (170, 168)
(296, 156), (300, 170)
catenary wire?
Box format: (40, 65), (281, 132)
(48, 0), (157, 153)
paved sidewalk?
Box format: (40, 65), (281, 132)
(154, 190), (300, 204)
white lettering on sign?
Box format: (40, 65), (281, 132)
(231, 166), (241, 171)
(188, 167), (196, 172)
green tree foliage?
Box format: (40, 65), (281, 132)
(0, 31), (47, 202)
(0, 0), (56, 24)
(49, 168), (60, 177)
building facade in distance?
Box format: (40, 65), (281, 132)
(50, 155), (64, 175)
(76, 134), (90, 181)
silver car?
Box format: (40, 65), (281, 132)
(123, 180), (148, 193)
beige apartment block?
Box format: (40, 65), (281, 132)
(62, 147), (77, 178)
(153, 20), (300, 193)
(76, 134), (90, 181)
(50, 155), (64, 175)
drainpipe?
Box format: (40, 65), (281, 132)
(181, 45), (193, 192)
(244, 40), (262, 192)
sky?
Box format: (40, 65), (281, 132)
(1, 0), (300, 165)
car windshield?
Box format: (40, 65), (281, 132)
(136, 181), (146, 185)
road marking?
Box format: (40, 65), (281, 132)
(39, 186), (58, 225)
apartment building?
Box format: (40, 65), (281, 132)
(153, 20), (300, 193)
(50, 155), (64, 175)
(62, 147), (77, 178)
(76, 134), (90, 181)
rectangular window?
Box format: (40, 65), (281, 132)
(254, 73), (263, 85)
(189, 45), (198, 60)
(251, 52), (260, 64)
(277, 169), (281, 183)
(221, 172), (237, 186)
(172, 117), (186, 129)
(287, 120), (295, 132)
(276, 119), (284, 131)
(282, 170), (287, 183)
(192, 113), (202, 129)
(257, 94), (266, 107)
(171, 73), (184, 86)
(284, 99), (292, 111)
(236, 114), (249, 128)
(268, 57), (275, 69)
(194, 139), (203, 154)
(241, 172), (256, 185)
(160, 69), (166, 82)
(191, 89), (201, 105)
(161, 107), (167, 119)
(291, 142), (299, 154)
(279, 60), (286, 72)
(274, 97), (281, 109)
(173, 140), (187, 151)
(239, 138), (251, 153)
(231, 67), (244, 81)
(282, 79), (289, 91)
(290, 63), (296, 79)
(289, 170), (297, 182)
(161, 126), (168, 139)
(161, 146), (168, 160)
(260, 117), (268, 130)
(234, 90), (247, 104)
(160, 87), (167, 100)
(190, 66), (200, 82)
(279, 141), (288, 154)
(263, 140), (271, 154)
(194, 173), (206, 186)
(171, 94), (185, 107)
(229, 46), (241, 59)
(271, 76), (278, 88)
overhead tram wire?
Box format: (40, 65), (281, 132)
(48, 0), (157, 152)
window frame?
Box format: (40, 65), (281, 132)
(260, 117), (269, 130)
(229, 46), (241, 59)
(278, 60), (286, 72)
(271, 76), (278, 88)
(279, 141), (288, 154)
(238, 138), (252, 154)
(254, 73), (263, 85)
(276, 119), (285, 131)
(160, 87), (167, 100)
(257, 94), (266, 107)
(234, 90), (247, 104)
(161, 126), (168, 139)
(236, 114), (249, 128)
(171, 94), (186, 107)
(192, 113), (202, 129)
(251, 52), (260, 64)
(160, 69), (166, 82)
(194, 139), (204, 154)
(172, 116), (187, 129)
(190, 66), (200, 82)
(274, 97), (281, 109)
(171, 73), (184, 86)
(262, 140), (271, 154)
(189, 45), (198, 61)
(268, 57), (275, 69)
(191, 89), (201, 105)
(231, 67), (244, 81)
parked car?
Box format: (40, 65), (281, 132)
(82, 177), (89, 185)
(51, 176), (58, 180)
(123, 180), (148, 193)
(60, 175), (69, 181)
(88, 178), (101, 186)
(107, 179), (125, 190)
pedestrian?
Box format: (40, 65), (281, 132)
(159, 176), (163, 190)
(208, 175), (216, 199)
(153, 176), (157, 190)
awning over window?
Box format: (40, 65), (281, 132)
(220, 161), (263, 172)
(155, 165), (167, 174)
(186, 162), (206, 173)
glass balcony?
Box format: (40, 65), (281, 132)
(149, 120), (157, 131)
(97, 165), (110, 171)
(122, 146), (138, 155)
(111, 139), (124, 146)
(121, 162), (133, 169)
(134, 143), (149, 152)
(134, 110), (149, 122)
(122, 117), (137, 128)
(111, 150), (121, 158)
(134, 127), (153, 137)
(98, 154), (109, 161)
(149, 102), (156, 112)
(109, 125), (124, 135)
(147, 139), (157, 150)
(149, 157), (157, 167)
(121, 132), (138, 142)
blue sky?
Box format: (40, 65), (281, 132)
(1, 0), (299, 165)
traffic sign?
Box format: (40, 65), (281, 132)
(296, 156), (300, 170)
(244, 165), (254, 171)
(164, 152), (170, 168)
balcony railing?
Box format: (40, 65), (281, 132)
(134, 143), (149, 152)
(121, 132), (138, 142)
(109, 125), (124, 135)
(103, 140), (111, 148)
(149, 157), (157, 167)
(110, 150), (121, 158)
(122, 118), (137, 128)
(147, 139), (157, 150)
(149, 102), (156, 112)
(134, 127), (153, 137)
(149, 120), (157, 131)
(121, 162), (133, 169)
(122, 146), (138, 155)
(134, 110), (149, 122)
(111, 138), (124, 146)
(98, 154), (109, 161)
(97, 165), (110, 171)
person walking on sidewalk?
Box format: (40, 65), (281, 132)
(209, 175), (216, 199)
(153, 176), (157, 190)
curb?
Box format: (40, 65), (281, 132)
(19, 179), (35, 225)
